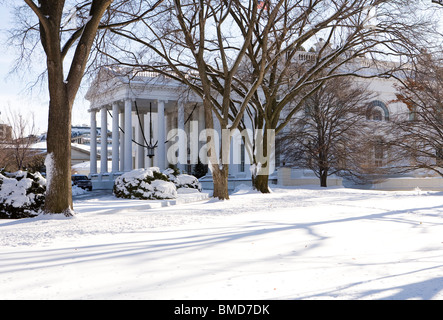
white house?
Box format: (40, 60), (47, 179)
(85, 58), (443, 191)
(85, 68), (208, 189)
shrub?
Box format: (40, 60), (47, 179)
(192, 157), (208, 178)
(0, 171), (46, 219)
(175, 174), (202, 191)
(113, 168), (177, 200)
(113, 168), (202, 200)
(163, 168), (202, 191)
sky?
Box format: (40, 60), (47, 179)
(0, 4), (91, 135)
(1, 1), (443, 136)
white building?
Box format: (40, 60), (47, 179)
(86, 68), (214, 189)
(85, 60), (443, 191)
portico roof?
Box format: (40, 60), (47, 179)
(85, 67), (202, 111)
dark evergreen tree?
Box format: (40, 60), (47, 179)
(193, 157), (208, 179)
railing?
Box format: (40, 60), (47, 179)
(295, 52), (317, 62)
(132, 70), (199, 80)
(135, 71), (159, 78)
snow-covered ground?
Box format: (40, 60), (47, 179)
(1, 185), (443, 300)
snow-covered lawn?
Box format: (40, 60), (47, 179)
(1, 185), (443, 300)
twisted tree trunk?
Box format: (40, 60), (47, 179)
(24, 0), (113, 214)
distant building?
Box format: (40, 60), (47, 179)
(31, 126), (98, 173)
(0, 123), (12, 141)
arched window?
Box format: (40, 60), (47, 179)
(367, 100), (389, 121)
(372, 109), (383, 121)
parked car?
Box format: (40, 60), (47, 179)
(71, 174), (92, 191)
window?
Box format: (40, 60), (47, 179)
(240, 138), (245, 172)
(374, 139), (385, 167)
(372, 109), (383, 121)
(367, 100), (389, 121)
(408, 109), (417, 121)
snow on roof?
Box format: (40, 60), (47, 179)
(28, 141), (47, 150)
(29, 142), (92, 154)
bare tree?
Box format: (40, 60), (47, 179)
(21, 0), (113, 215)
(105, 0), (279, 200)
(236, 0), (439, 193)
(5, 109), (41, 172)
(278, 76), (379, 187)
(101, 0), (413, 196)
(11, 1), (163, 215)
(390, 50), (443, 177)
(20, 0), (435, 202)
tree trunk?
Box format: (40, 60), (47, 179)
(27, 0), (113, 215)
(251, 125), (273, 193)
(212, 164), (230, 200)
(254, 174), (271, 193)
(44, 54), (73, 214)
(203, 101), (230, 200)
(40, 12), (74, 215)
(320, 169), (328, 187)
(318, 146), (328, 187)
(44, 86), (73, 215)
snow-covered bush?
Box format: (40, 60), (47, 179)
(0, 171), (46, 219)
(162, 167), (180, 182)
(113, 168), (177, 200)
(175, 174), (202, 191)
(114, 167), (203, 200)
(163, 168), (202, 191)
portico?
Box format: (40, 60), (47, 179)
(85, 68), (213, 189)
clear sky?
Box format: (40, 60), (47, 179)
(0, 3), (91, 135)
(1, 1), (443, 136)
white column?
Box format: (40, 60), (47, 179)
(124, 99), (133, 172)
(136, 112), (145, 169)
(213, 110), (221, 163)
(189, 105), (199, 166)
(156, 100), (166, 170)
(145, 110), (153, 168)
(178, 101), (186, 172)
(90, 110), (97, 175)
(112, 102), (120, 173)
(198, 104), (206, 164)
(230, 134), (238, 176)
(119, 105), (125, 172)
(100, 107), (108, 173)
